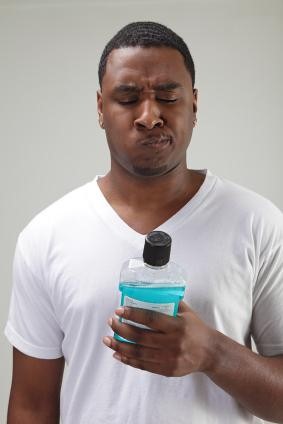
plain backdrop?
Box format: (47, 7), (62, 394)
(0, 0), (282, 422)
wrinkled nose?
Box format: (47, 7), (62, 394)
(134, 100), (164, 130)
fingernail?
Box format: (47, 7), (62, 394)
(115, 307), (124, 316)
(103, 336), (112, 347)
(113, 352), (122, 361)
(108, 317), (113, 326)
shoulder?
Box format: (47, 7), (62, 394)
(17, 179), (97, 264)
(213, 174), (281, 219)
(24, 179), (95, 231)
(212, 174), (283, 247)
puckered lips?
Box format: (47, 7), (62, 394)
(138, 134), (173, 150)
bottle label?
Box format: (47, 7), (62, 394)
(121, 296), (175, 330)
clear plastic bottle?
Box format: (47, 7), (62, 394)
(114, 231), (187, 343)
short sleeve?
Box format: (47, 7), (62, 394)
(251, 211), (283, 356)
(4, 237), (64, 359)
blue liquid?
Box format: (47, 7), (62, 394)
(114, 282), (185, 343)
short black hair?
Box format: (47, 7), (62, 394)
(98, 21), (195, 88)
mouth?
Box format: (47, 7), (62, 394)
(139, 135), (173, 149)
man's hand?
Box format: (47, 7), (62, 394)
(103, 300), (215, 376)
(103, 302), (283, 422)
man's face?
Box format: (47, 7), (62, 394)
(97, 46), (197, 177)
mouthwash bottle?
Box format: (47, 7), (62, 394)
(114, 231), (187, 343)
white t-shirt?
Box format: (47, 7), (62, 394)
(5, 170), (283, 423)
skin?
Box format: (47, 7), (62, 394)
(100, 47), (283, 422)
(97, 46), (202, 234)
(7, 348), (64, 423)
(8, 45), (283, 422)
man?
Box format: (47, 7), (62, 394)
(5, 21), (283, 423)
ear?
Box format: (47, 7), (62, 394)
(97, 90), (105, 129)
(97, 90), (103, 115)
(193, 88), (198, 114)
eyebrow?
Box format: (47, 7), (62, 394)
(153, 82), (182, 91)
(113, 82), (182, 94)
(113, 85), (141, 94)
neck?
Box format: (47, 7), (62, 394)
(98, 161), (203, 212)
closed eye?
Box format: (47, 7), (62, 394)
(118, 99), (138, 105)
(157, 98), (178, 103)
(117, 98), (178, 105)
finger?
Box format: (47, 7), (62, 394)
(115, 306), (179, 333)
(102, 335), (165, 364)
(177, 300), (191, 315)
(109, 317), (166, 347)
(113, 352), (177, 377)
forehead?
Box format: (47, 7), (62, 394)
(102, 46), (192, 89)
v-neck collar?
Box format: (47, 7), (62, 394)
(87, 169), (217, 249)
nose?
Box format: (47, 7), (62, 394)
(134, 100), (164, 130)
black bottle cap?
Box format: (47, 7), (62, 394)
(143, 231), (172, 267)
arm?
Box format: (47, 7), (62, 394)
(103, 302), (283, 423)
(7, 347), (65, 424)
(206, 330), (283, 422)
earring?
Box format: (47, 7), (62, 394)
(193, 117), (197, 127)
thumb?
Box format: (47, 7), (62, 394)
(177, 300), (191, 314)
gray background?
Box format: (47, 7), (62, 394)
(1, 0), (282, 422)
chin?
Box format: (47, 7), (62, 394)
(132, 164), (169, 177)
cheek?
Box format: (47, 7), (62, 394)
(173, 113), (193, 139)
(104, 114), (132, 135)
(104, 104), (132, 123)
